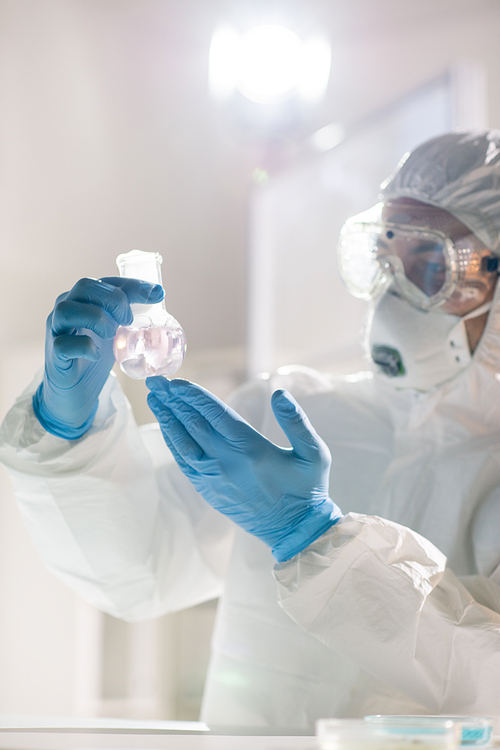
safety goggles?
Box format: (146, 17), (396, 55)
(338, 202), (499, 311)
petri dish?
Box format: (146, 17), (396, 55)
(317, 718), (460, 750)
(365, 716), (493, 747)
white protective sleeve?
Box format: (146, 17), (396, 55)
(275, 512), (500, 716)
(0, 373), (235, 620)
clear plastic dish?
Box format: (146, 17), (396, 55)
(365, 716), (493, 747)
(317, 718), (460, 750)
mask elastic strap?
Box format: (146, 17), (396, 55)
(461, 301), (493, 322)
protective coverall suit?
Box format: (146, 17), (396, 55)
(2, 130), (500, 729)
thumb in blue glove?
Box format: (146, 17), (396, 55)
(33, 276), (164, 440)
(146, 377), (342, 562)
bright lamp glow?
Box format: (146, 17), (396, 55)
(208, 26), (240, 99)
(238, 25), (303, 104)
(208, 24), (331, 105)
(297, 37), (331, 102)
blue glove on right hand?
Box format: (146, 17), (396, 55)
(146, 377), (342, 562)
(33, 276), (163, 440)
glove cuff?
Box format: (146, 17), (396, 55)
(271, 498), (342, 563)
(32, 382), (98, 441)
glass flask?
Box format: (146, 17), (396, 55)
(113, 249), (187, 379)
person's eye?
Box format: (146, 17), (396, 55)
(411, 242), (443, 255)
(426, 262), (446, 273)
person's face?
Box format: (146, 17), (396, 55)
(381, 198), (498, 317)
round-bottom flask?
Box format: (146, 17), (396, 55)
(114, 315), (186, 379)
(113, 250), (187, 380)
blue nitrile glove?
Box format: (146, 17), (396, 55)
(146, 377), (342, 562)
(33, 276), (164, 440)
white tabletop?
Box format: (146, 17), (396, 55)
(0, 717), (316, 750)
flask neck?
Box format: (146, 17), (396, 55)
(116, 249), (164, 286)
(116, 249), (167, 325)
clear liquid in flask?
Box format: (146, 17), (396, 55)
(114, 318), (187, 379)
(113, 249), (187, 380)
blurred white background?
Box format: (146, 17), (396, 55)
(0, 0), (499, 721)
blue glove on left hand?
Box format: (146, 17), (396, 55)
(146, 377), (342, 562)
(33, 277), (164, 440)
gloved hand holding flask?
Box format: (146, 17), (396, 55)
(146, 376), (342, 562)
(33, 276), (164, 440)
(34, 249), (186, 441)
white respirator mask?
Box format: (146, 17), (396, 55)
(367, 291), (492, 392)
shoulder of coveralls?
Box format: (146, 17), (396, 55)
(227, 365), (374, 429)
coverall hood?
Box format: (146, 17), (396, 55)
(380, 129), (500, 253)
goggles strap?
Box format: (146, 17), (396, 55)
(481, 256), (499, 273)
(462, 301), (493, 322)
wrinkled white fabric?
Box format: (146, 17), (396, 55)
(4, 286), (500, 727)
(381, 130), (500, 251)
(0, 373), (235, 618)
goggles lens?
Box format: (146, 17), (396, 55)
(377, 228), (449, 297)
(338, 219), (456, 309)
(338, 201), (499, 313)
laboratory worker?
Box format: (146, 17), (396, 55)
(3, 130), (500, 728)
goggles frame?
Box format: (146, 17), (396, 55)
(338, 216), (496, 311)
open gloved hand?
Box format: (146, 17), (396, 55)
(146, 377), (342, 562)
(33, 276), (164, 440)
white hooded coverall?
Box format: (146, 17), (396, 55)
(2, 130), (500, 728)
